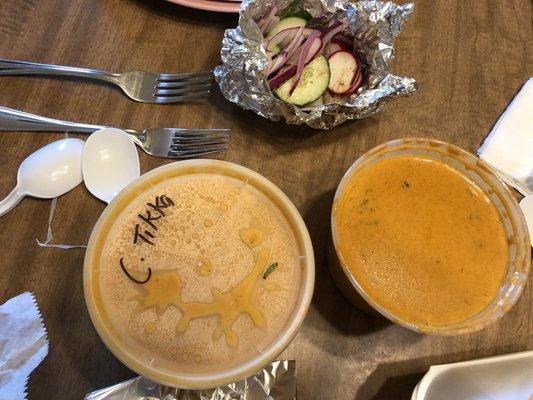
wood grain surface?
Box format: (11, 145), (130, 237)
(0, 0), (531, 399)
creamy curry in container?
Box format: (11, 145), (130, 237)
(334, 155), (509, 327)
(99, 173), (301, 373)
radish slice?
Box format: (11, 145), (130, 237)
(331, 38), (351, 51)
(343, 71), (362, 95)
(324, 38), (351, 57)
(343, 54), (364, 95)
(290, 31), (321, 94)
(324, 41), (343, 57)
(269, 65), (297, 89)
(327, 50), (358, 94)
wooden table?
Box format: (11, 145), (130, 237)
(0, 0), (531, 398)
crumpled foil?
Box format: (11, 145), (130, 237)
(214, 0), (418, 129)
(84, 360), (296, 400)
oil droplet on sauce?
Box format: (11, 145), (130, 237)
(198, 258), (213, 276)
(131, 250), (270, 348)
(264, 282), (282, 292)
(240, 228), (264, 248)
(145, 322), (157, 334)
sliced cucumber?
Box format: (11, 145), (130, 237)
(274, 55), (330, 107)
(266, 17), (307, 38)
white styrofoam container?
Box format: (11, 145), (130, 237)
(412, 351), (533, 400)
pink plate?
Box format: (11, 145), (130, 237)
(166, 0), (240, 13)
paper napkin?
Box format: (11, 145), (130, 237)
(0, 292), (48, 400)
(478, 78), (533, 196)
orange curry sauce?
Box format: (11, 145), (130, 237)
(335, 156), (509, 326)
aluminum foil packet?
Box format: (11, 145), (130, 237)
(84, 360), (296, 400)
(214, 0), (418, 129)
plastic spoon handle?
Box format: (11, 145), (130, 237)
(0, 186), (25, 217)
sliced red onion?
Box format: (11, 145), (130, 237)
(268, 65), (297, 89)
(321, 21), (345, 39)
(263, 16), (279, 35)
(288, 36), (322, 65)
(289, 30), (321, 94)
(266, 27), (313, 52)
(267, 27), (304, 76)
(266, 29), (294, 51)
(268, 53), (288, 76)
(284, 27), (306, 56)
(267, 49), (278, 60)
(279, 28), (314, 48)
(256, 6), (278, 34)
(287, 31), (312, 59)
(319, 21), (347, 52)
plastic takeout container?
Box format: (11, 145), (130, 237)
(330, 138), (531, 335)
(411, 351), (533, 400)
(83, 160), (315, 389)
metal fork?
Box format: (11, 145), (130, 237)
(0, 58), (212, 104)
(0, 106), (229, 159)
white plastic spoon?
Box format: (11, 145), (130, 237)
(82, 128), (140, 203)
(0, 138), (85, 218)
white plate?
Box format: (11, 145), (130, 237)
(412, 351), (533, 400)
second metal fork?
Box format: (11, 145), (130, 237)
(0, 106), (229, 159)
(0, 58), (212, 104)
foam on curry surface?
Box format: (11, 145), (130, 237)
(100, 174), (301, 373)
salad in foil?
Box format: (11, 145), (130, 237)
(215, 0), (418, 129)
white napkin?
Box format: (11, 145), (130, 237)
(478, 78), (533, 196)
(0, 292), (48, 400)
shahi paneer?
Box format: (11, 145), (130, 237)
(335, 155), (509, 327)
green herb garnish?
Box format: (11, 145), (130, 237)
(278, 0), (312, 21)
(263, 262), (279, 279)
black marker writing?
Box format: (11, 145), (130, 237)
(132, 194), (174, 245)
(120, 258), (152, 284)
